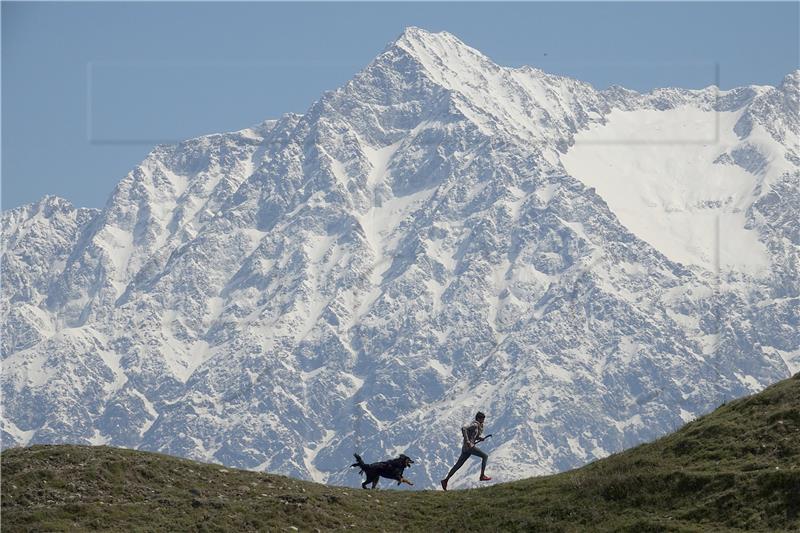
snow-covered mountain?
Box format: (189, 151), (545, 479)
(2, 28), (798, 489)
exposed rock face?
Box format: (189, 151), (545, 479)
(2, 28), (798, 489)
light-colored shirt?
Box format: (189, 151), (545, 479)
(461, 419), (484, 452)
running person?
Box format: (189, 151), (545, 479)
(440, 411), (491, 490)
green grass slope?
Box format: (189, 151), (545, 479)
(2, 373), (799, 532)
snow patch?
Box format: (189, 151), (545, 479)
(95, 225), (134, 293)
(734, 372), (763, 393)
(776, 348), (800, 375)
(562, 107), (772, 274)
(303, 429), (336, 483)
(428, 359), (452, 379)
(2, 418), (38, 446)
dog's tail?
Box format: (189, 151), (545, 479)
(351, 453), (366, 474)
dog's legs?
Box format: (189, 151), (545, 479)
(361, 480), (369, 490)
(401, 477), (414, 486)
(371, 480), (379, 489)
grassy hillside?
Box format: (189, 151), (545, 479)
(2, 373), (799, 532)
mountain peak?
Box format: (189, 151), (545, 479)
(358, 27), (596, 147)
(394, 26), (459, 48)
(389, 26), (492, 75)
(396, 25), (435, 41)
(781, 69), (799, 90)
(3, 195), (75, 219)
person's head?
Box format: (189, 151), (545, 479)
(475, 411), (485, 422)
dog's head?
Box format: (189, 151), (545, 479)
(398, 454), (414, 468)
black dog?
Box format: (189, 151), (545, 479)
(351, 453), (414, 489)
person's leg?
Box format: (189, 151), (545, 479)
(445, 451), (470, 480)
(470, 447), (489, 477)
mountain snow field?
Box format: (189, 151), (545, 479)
(2, 28), (798, 489)
(562, 106), (784, 273)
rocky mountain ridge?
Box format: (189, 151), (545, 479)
(3, 28), (798, 489)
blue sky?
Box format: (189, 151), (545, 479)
(2, 2), (798, 210)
